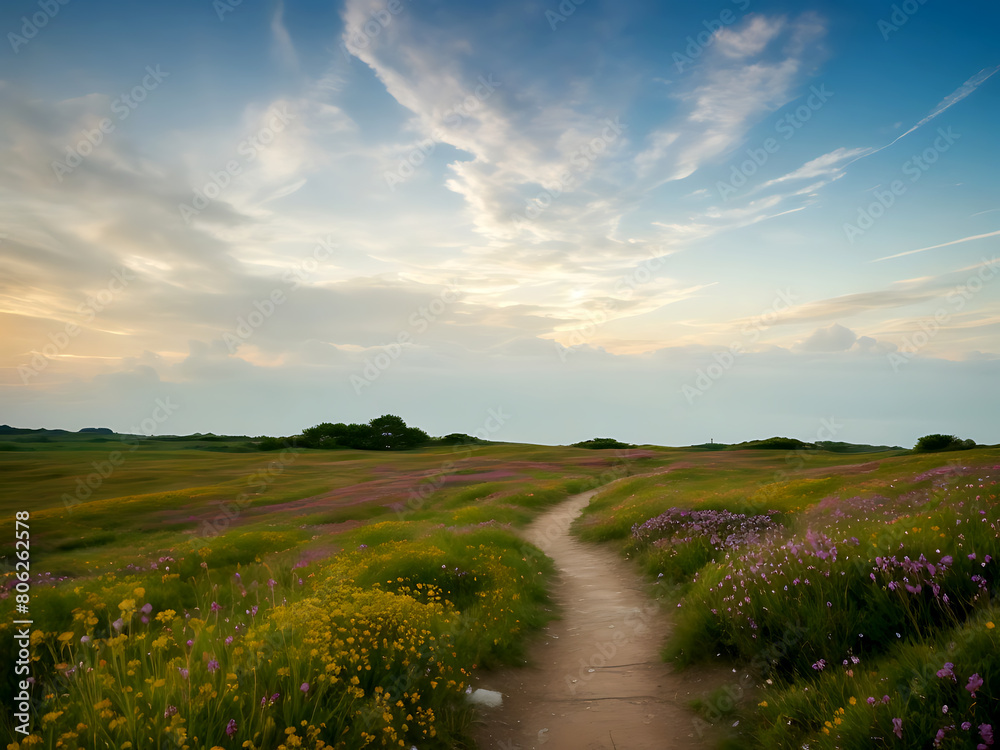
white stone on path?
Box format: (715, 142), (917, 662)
(467, 688), (503, 708)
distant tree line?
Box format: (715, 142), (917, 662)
(253, 416), (494, 452)
(572, 437), (637, 450)
(300, 415), (430, 451)
(913, 434), (976, 453)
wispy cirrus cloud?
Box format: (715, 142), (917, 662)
(3, 0), (998, 449)
(874, 229), (1000, 262)
(714, 15), (786, 59)
(271, 0), (300, 70)
(865, 64), (1000, 158)
(637, 12), (827, 184)
(753, 146), (871, 192)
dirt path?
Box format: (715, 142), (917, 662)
(473, 489), (726, 750)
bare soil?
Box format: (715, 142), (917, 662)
(473, 489), (730, 750)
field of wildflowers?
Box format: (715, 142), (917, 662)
(1, 524), (556, 749)
(5, 438), (999, 749)
(0, 440), (644, 749)
(578, 447), (1000, 748)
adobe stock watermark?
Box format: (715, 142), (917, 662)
(349, 280), (461, 394)
(384, 75), (501, 191)
(761, 416), (844, 491)
(50, 65), (169, 182)
(7, 0), (71, 54)
(389, 407), (512, 520)
(178, 105), (294, 224)
(18, 267), (135, 384)
(877, 0), (930, 41)
(564, 601), (660, 695)
(213, 0), (244, 21)
(223, 235), (338, 353)
(843, 127), (960, 243)
(681, 288), (798, 404)
(545, 0), (586, 31)
(62, 398), (181, 511)
(508, 117), (626, 229)
(888, 256), (998, 371)
(716, 84), (833, 200)
(191, 442), (302, 546)
(554, 251), (668, 361)
(339, 0), (410, 61)
(672, 0), (752, 72)
(691, 625), (806, 737)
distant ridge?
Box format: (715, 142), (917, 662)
(688, 437), (905, 452)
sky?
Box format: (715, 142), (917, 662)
(1, 0), (998, 447)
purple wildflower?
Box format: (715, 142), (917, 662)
(226, 719), (237, 737)
(937, 663), (957, 682)
(966, 673), (984, 697)
(892, 717), (902, 739)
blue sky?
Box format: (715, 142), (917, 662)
(1, 0), (998, 446)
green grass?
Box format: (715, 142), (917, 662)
(5, 436), (998, 749)
(577, 446), (1000, 748)
(0, 437), (670, 748)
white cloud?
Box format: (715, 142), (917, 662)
(637, 13), (826, 185)
(755, 146), (871, 190)
(875, 230), (1000, 262)
(866, 64), (1000, 156)
(798, 323), (857, 351)
(714, 15), (786, 59)
(271, 0), (300, 70)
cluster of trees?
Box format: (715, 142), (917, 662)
(729, 436), (813, 451)
(264, 426), (981, 454)
(572, 437), (636, 449)
(254, 419), (493, 452)
(913, 434), (976, 453)
(300, 415), (430, 451)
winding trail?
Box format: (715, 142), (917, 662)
(473, 488), (725, 750)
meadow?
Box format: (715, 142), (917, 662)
(0, 434), (667, 748)
(1, 433), (997, 749)
(578, 444), (1000, 748)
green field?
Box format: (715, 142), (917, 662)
(578, 444), (1000, 748)
(1, 434), (998, 749)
